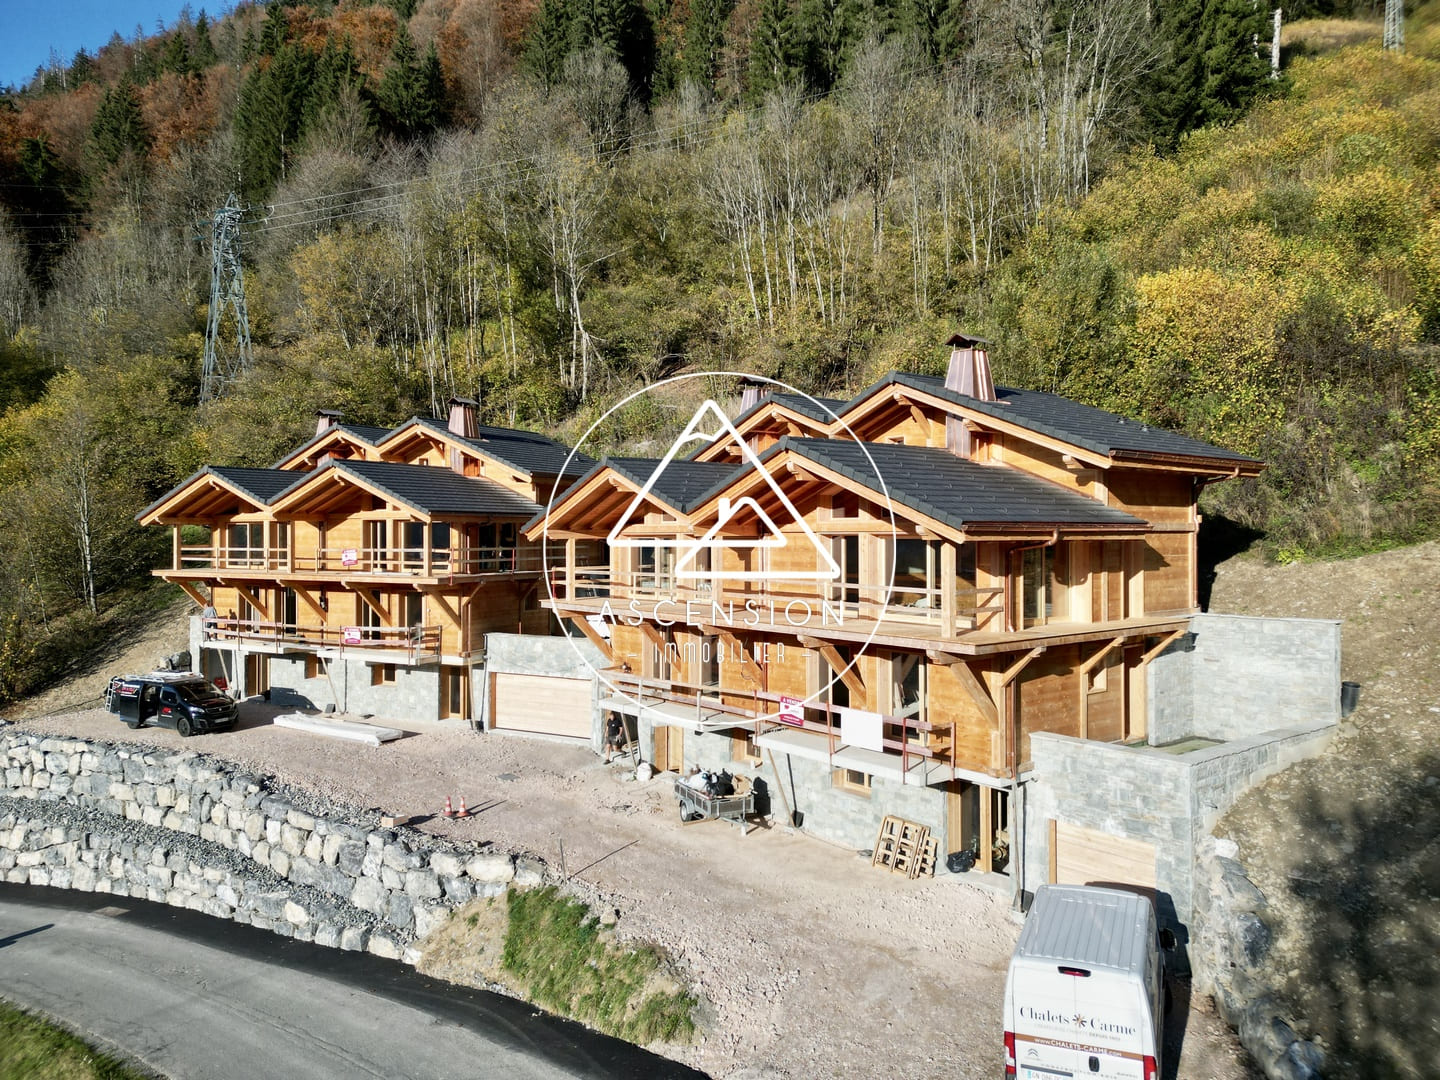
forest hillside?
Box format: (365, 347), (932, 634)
(0, 0), (1437, 701)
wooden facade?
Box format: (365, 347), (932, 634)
(139, 401), (595, 722)
(529, 346), (1262, 871)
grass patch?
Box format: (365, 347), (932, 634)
(0, 999), (153, 1080)
(501, 886), (696, 1045)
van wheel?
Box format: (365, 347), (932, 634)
(125, 719), (142, 729)
(176, 716), (194, 738)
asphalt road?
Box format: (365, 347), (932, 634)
(0, 883), (706, 1080)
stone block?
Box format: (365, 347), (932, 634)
(367, 934), (401, 960)
(336, 841), (366, 877)
(386, 892), (414, 930)
(284, 900), (310, 926)
(465, 853), (515, 884)
(413, 904), (450, 940)
(303, 833), (323, 861)
(514, 857), (546, 888)
(351, 876), (389, 916)
(339, 926), (368, 952)
(429, 852), (464, 879)
(404, 870), (442, 900)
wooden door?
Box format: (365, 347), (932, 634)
(653, 724), (684, 772)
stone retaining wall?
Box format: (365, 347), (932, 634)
(1192, 836), (1325, 1080)
(0, 727), (545, 963)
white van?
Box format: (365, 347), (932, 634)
(1002, 884), (1169, 1080)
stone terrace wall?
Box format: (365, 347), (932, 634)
(1149, 615), (1342, 745)
(0, 727), (544, 961)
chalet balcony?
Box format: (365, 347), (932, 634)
(547, 566), (1006, 643)
(174, 544), (555, 579)
(202, 617), (442, 664)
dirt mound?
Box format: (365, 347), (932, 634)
(1210, 541), (1440, 1080)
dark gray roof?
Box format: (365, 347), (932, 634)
(605, 457), (742, 512)
(407, 417), (595, 479)
(271, 423), (393, 468)
(768, 438), (1146, 531)
(766, 392), (846, 423)
(210, 466), (313, 504)
(879, 373), (1262, 466)
(282, 460), (541, 518)
(137, 465), (312, 520)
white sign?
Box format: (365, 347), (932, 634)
(342, 626), (362, 645)
(341, 548), (358, 567)
(839, 706), (885, 752)
(778, 695), (804, 727)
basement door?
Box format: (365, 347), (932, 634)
(489, 673), (591, 739)
(1050, 820), (1157, 897)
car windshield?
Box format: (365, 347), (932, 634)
(175, 682), (225, 704)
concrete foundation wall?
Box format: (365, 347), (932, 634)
(268, 657), (442, 724)
(1149, 614), (1342, 744)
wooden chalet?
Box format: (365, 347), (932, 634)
(139, 400), (595, 721)
(527, 337), (1263, 877)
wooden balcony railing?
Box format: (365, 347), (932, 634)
(203, 617), (442, 663)
(606, 671), (955, 778)
(177, 545), (559, 577)
(550, 567), (1005, 637)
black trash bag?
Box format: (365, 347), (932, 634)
(946, 849), (977, 874)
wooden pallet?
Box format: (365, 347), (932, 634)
(872, 816), (933, 879)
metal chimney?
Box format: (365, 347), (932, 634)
(447, 397), (479, 440)
(944, 332), (994, 457)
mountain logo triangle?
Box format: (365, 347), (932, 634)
(606, 399), (841, 584)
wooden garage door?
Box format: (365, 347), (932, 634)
(490, 673), (591, 738)
(1051, 821), (1157, 894)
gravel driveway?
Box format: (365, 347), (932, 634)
(10, 698), (1253, 1080)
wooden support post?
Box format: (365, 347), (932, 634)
(565, 537), (577, 599)
(938, 655), (998, 726)
(941, 543), (957, 638)
(766, 749), (798, 828)
(172, 526), (182, 570)
(979, 786), (994, 873)
(1000, 647), (1044, 688)
(286, 583), (327, 622)
(1138, 629), (1185, 668)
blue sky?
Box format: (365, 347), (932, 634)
(0, 1), (197, 90)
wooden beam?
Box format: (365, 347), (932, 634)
(947, 657), (999, 726)
(1138, 629), (1185, 667)
(281, 583), (327, 622)
(1079, 636), (1126, 677)
(713, 627), (763, 686)
(173, 580), (211, 610)
(350, 587), (393, 626)
(230, 584), (271, 622)
(999, 647), (1044, 688)
(420, 587), (461, 628)
(638, 621), (666, 653)
(569, 615), (614, 663)
(801, 636), (864, 699)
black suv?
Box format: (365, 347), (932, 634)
(106, 673), (238, 737)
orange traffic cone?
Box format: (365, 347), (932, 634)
(455, 795), (471, 819)
(442, 795), (456, 818)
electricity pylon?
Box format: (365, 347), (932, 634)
(201, 193), (253, 402)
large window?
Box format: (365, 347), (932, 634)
(228, 523), (264, 567)
(892, 652), (925, 722)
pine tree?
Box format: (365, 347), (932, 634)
(89, 80), (150, 168)
(162, 32), (196, 76)
(748, 0), (799, 100)
(1143, 0), (1270, 148)
(798, 0), (858, 91)
(259, 2), (291, 57)
(194, 11), (219, 68)
(375, 26), (446, 139)
(235, 43), (314, 195)
(524, 0), (574, 90)
(683, 0), (732, 91)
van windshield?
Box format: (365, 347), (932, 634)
(175, 682), (226, 704)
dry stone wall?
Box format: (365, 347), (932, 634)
(0, 726), (546, 962)
(1192, 836), (1325, 1080)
